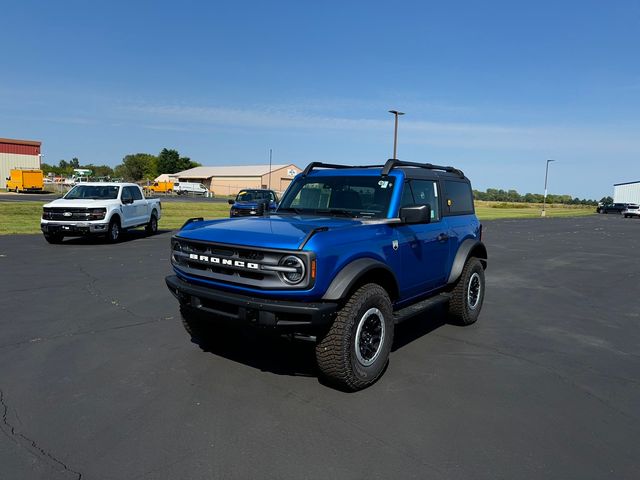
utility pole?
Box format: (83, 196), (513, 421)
(268, 148), (272, 190)
(388, 110), (405, 159)
(541, 159), (556, 217)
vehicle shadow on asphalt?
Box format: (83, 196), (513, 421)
(59, 229), (173, 245)
(392, 303), (449, 352)
(190, 303), (450, 382)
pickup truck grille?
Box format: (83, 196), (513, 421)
(171, 238), (314, 290)
(231, 209), (255, 217)
(43, 207), (93, 221)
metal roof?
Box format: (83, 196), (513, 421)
(613, 180), (640, 186)
(175, 164), (297, 179)
(0, 137), (42, 146)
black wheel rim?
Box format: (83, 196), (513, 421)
(355, 308), (385, 366)
(467, 272), (481, 310)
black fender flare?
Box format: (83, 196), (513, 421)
(447, 238), (488, 285)
(322, 258), (399, 301)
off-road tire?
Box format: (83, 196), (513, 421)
(448, 257), (485, 325)
(106, 218), (121, 243)
(43, 233), (63, 244)
(315, 283), (394, 391)
(145, 213), (158, 235)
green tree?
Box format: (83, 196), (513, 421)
(116, 153), (158, 181)
(599, 196), (613, 204)
(156, 148), (200, 174)
(82, 164), (114, 178)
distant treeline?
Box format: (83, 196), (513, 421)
(473, 188), (599, 206)
(41, 148), (200, 182)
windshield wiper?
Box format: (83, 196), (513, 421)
(277, 207), (304, 214)
(314, 208), (357, 218)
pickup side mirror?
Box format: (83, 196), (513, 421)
(399, 204), (431, 224)
(228, 199), (235, 205)
(122, 197), (134, 205)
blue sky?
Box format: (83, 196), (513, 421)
(1, 0), (639, 199)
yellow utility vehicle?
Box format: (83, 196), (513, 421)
(143, 181), (174, 194)
(6, 169), (44, 193)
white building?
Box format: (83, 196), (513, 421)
(1, 137), (42, 188)
(613, 181), (640, 204)
(158, 164), (302, 195)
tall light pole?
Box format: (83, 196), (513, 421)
(541, 159), (556, 217)
(268, 148), (272, 190)
(388, 110), (405, 159)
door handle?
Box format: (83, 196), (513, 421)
(437, 233), (449, 242)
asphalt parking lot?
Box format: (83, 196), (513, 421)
(1, 215), (639, 479)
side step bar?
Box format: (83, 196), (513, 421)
(393, 293), (450, 324)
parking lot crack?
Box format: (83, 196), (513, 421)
(77, 265), (150, 320)
(0, 316), (173, 351)
(0, 388), (83, 479)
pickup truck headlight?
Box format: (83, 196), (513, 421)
(89, 208), (107, 220)
(279, 255), (306, 285)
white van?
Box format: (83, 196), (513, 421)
(174, 182), (209, 196)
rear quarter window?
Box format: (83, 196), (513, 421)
(443, 180), (474, 215)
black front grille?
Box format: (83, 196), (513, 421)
(43, 207), (91, 221)
(232, 209), (256, 217)
(171, 238), (312, 290)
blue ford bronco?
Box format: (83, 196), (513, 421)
(166, 159), (487, 390)
(228, 189), (278, 217)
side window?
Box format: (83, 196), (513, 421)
(400, 182), (414, 208)
(410, 180), (440, 221)
(121, 187), (133, 203)
(444, 180), (474, 215)
(131, 187), (143, 200)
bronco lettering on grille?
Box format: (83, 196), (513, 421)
(189, 253), (259, 270)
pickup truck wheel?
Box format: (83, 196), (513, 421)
(315, 283), (394, 391)
(145, 214), (158, 234)
(43, 233), (63, 244)
(448, 257), (485, 325)
(106, 219), (121, 243)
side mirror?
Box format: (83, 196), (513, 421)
(228, 199), (235, 205)
(400, 204), (431, 224)
(122, 197), (134, 205)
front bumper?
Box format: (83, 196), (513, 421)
(166, 275), (337, 328)
(41, 222), (109, 235)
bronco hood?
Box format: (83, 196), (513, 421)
(177, 215), (362, 250)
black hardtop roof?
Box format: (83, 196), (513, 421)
(301, 159), (469, 181)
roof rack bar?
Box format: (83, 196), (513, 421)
(301, 162), (383, 176)
(301, 160), (465, 178)
(381, 159), (464, 178)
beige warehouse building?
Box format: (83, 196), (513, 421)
(171, 164), (302, 196)
(1, 137), (42, 189)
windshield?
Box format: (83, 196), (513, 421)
(236, 190), (275, 202)
(65, 185), (120, 200)
(278, 176), (394, 218)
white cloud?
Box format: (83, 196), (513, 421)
(121, 103), (640, 155)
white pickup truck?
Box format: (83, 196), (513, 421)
(41, 183), (162, 243)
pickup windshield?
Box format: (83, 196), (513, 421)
(236, 190), (275, 202)
(278, 176), (393, 218)
(65, 185), (120, 200)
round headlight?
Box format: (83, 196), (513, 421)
(279, 255), (305, 284)
(172, 241), (184, 264)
